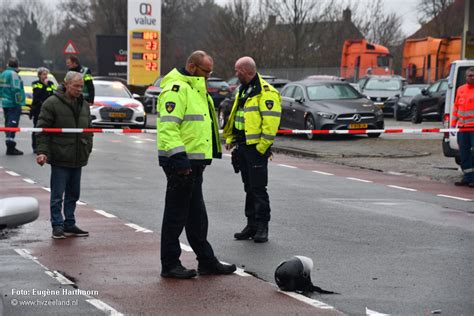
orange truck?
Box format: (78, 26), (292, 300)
(402, 36), (461, 84)
(340, 39), (393, 81)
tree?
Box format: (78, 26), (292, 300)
(417, 0), (455, 25)
(16, 18), (44, 67)
(352, 0), (404, 47)
(266, 0), (332, 67)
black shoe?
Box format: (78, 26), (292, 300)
(161, 264), (197, 279)
(234, 225), (256, 240)
(64, 225), (89, 237)
(454, 180), (469, 187)
(198, 262), (237, 275)
(6, 147), (23, 155)
(52, 226), (66, 239)
(253, 224), (268, 243)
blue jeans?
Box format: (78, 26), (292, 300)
(3, 106), (21, 146)
(457, 131), (474, 182)
(50, 166), (82, 228)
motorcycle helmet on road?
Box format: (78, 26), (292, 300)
(274, 256), (337, 294)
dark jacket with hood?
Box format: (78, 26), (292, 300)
(36, 85), (93, 168)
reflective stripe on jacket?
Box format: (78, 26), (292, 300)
(451, 84), (474, 127)
(157, 68), (222, 169)
(223, 73), (281, 155)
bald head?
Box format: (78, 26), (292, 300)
(235, 56), (257, 85)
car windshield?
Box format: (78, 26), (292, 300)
(20, 74), (58, 86)
(95, 83), (131, 98)
(402, 86), (423, 96)
(208, 80), (229, 89)
(364, 78), (401, 90)
(307, 83), (361, 100)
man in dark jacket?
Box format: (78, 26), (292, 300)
(30, 67), (56, 153)
(36, 71), (93, 239)
(66, 55), (94, 104)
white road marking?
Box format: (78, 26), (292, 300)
(42, 187), (51, 192)
(134, 141), (144, 144)
(312, 170), (334, 176)
(347, 177), (373, 183)
(437, 194), (472, 202)
(22, 178), (36, 184)
(125, 223), (153, 233)
(76, 201), (87, 205)
(277, 164), (297, 169)
(234, 267), (251, 277)
(6, 170), (20, 176)
(387, 185), (417, 192)
(45, 270), (75, 285)
(180, 243), (193, 252)
(366, 306), (391, 315)
(14, 249), (48, 270)
(279, 290), (336, 310)
(144, 138), (155, 142)
(0, 166), (3, 169)
(86, 299), (124, 316)
(130, 136), (141, 139)
(94, 209), (117, 218)
(373, 202), (404, 206)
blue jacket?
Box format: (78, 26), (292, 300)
(0, 67), (25, 108)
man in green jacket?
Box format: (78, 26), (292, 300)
(157, 50), (236, 279)
(0, 57), (25, 155)
(36, 71), (93, 239)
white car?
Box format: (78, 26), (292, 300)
(91, 80), (146, 128)
(442, 60), (474, 164)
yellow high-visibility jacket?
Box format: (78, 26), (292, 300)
(223, 73), (281, 154)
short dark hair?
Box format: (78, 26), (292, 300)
(67, 55), (80, 65)
(7, 57), (19, 68)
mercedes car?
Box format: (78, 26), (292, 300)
(280, 80), (384, 139)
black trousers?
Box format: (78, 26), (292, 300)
(160, 165), (218, 270)
(237, 144), (271, 224)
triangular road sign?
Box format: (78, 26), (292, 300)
(63, 40), (79, 55)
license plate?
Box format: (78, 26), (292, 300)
(109, 112), (127, 118)
(219, 91), (228, 95)
(349, 123), (368, 129)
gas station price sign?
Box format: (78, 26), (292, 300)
(128, 0), (161, 85)
(128, 30), (160, 85)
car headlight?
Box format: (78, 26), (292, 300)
(397, 102), (407, 107)
(316, 112), (336, 119)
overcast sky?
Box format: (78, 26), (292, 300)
(214, 0), (421, 37)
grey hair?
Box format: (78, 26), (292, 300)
(37, 67), (49, 76)
(64, 71), (83, 83)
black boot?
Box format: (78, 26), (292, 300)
(253, 222), (268, 243)
(234, 220), (257, 240)
(6, 144), (23, 156)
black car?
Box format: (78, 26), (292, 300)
(217, 87), (238, 129)
(411, 78), (448, 123)
(280, 80), (384, 140)
(386, 84), (428, 121)
(207, 77), (230, 109)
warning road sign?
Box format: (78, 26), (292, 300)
(63, 40), (79, 55)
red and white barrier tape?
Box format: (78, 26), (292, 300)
(1, 127), (474, 134)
